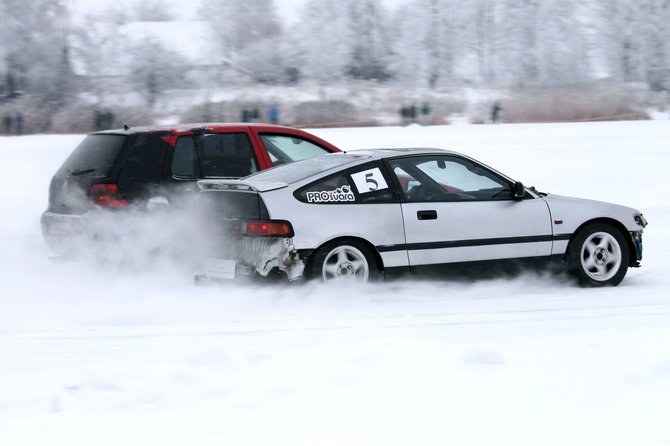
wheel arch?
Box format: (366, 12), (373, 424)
(565, 217), (637, 267)
(310, 236), (384, 273)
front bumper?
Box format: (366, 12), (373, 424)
(631, 231), (643, 266)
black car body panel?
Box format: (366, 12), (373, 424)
(41, 123), (340, 254)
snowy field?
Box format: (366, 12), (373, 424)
(1, 121), (669, 445)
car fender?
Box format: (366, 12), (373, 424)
(542, 194), (644, 256)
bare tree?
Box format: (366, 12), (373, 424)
(128, 37), (181, 108)
(0, 0), (73, 104)
(293, 0), (353, 83)
(595, 0), (669, 84)
(133, 0), (175, 22)
(475, 0), (497, 83)
(345, 0), (393, 81)
(200, 0), (283, 83)
(388, 0), (462, 88)
(69, 15), (130, 104)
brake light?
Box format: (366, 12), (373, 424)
(90, 184), (128, 207)
(240, 220), (294, 237)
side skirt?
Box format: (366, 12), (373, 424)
(383, 255), (565, 281)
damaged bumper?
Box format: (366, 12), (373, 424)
(205, 236), (306, 281)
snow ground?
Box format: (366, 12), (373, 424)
(1, 121), (669, 445)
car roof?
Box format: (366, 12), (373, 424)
(348, 148), (460, 158)
(231, 148), (466, 188)
(92, 123), (318, 136)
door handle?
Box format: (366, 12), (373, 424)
(417, 210), (437, 220)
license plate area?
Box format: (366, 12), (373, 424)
(50, 219), (73, 234)
(206, 258), (236, 280)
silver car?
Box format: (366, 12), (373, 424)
(196, 148), (647, 286)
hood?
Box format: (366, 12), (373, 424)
(542, 194), (645, 233)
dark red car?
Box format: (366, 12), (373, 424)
(41, 123), (341, 254)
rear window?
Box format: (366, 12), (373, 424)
(56, 134), (126, 177)
(199, 190), (268, 219)
(247, 154), (365, 184)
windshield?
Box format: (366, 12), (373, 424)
(246, 153), (366, 184)
(260, 134), (331, 166)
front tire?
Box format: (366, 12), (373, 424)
(308, 240), (380, 283)
(567, 223), (629, 287)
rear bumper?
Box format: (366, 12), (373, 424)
(204, 236), (305, 281)
(41, 211), (89, 254)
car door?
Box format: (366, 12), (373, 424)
(385, 154), (553, 266)
(169, 131), (260, 184)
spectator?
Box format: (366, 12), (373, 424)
(94, 110), (103, 131)
(104, 111), (114, 129)
(491, 102), (503, 124)
(94, 110), (115, 130)
(15, 113), (23, 135)
(409, 105), (417, 123)
(421, 102), (431, 116)
(399, 106), (407, 125)
(268, 106), (279, 124)
(3, 115), (11, 135)
(420, 102), (431, 124)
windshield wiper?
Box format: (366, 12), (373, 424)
(68, 168), (95, 176)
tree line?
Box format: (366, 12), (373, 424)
(1, 0), (669, 110)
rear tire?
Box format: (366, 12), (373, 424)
(567, 223), (629, 287)
(308, 240), (380, 283)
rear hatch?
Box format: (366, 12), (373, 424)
(198, 183), (296, 279)
(199, 187), (270, 236)
(47, 134), (127, 215)
(198, 181), (288, 228)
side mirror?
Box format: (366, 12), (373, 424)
(512, 181), (525, 199)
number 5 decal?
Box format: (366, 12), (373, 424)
(365, 173), (378, 190)
(351, 168), (388, 194)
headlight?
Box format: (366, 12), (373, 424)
(634, 213), (648, 228)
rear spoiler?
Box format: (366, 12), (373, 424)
(197, 179), (288, 193)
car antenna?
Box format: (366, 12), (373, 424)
(122, 122), (130, 131)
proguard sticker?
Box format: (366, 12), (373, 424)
(306, 185), (356, 203)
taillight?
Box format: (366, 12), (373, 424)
(90, 184), (128, 207)
(240, 220), (294, 237)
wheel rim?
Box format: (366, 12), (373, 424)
(580, 231), (622, 282)
(322, 245), (370, 282)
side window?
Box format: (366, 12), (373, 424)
(349, 166), (395, 203)
(296, 164), (395, 204)
(199, 133), (259, 178)
(170, 133), (259, 179)
(172, 136), (197, 177)
(298, 173), (356, 204)
(260, 134), (331, 166)
(388, 156), (510, 202)
(117, 134), (168, 199)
